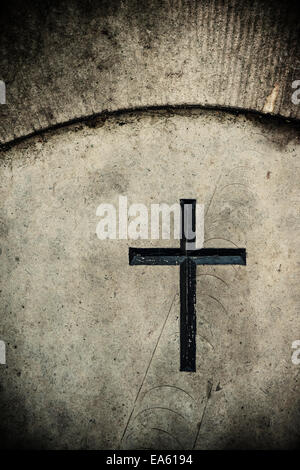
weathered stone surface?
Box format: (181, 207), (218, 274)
(0, 109), (299, 449)
(1, 0), (300, 450)
(0, 0), (299, 146)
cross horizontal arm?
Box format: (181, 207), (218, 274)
(129, 247), (184, 265)
(129, 247), (246, 266)
(190, 248), (246, 265)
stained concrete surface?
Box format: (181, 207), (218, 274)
(0, 109), (300, 449)
(1, 0), (300, 145)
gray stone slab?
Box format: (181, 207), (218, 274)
(0, 109), (299, 449)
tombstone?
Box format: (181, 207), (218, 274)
(0, 0), (299, 450)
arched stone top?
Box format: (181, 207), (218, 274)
(0, 0), (299, 146)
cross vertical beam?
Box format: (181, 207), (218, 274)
(180, 198), (196, 251)
(180, 199), (197, 371)
(180, 257), (196, 371)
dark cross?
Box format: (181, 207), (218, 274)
(129, 199), (246, 372)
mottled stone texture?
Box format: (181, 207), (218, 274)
(0, 110), (299, 449)
(0, 0), (300, 451)
(0, 0), (300, 146)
